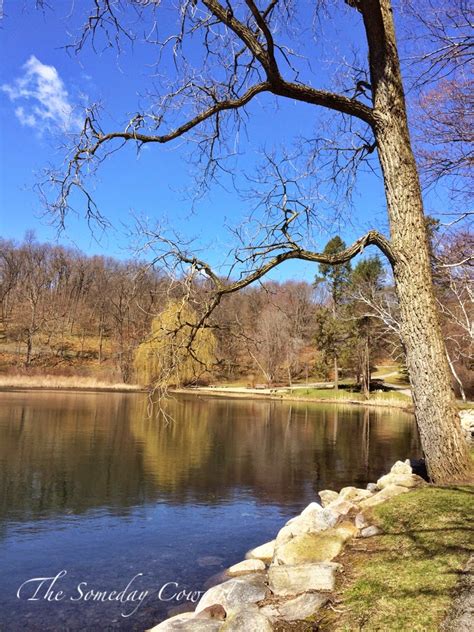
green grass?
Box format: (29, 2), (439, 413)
(381, 374), (410, 387)
(322, 486), (474, 632)
(289, 387), (360, 399)
(287, 387), (411, 404)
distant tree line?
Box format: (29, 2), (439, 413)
(0, 231), (471, 397)
(0, 232), (167, 383)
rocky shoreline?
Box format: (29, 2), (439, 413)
(149, 460), (429, 631)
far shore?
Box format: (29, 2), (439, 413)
(171, 386), (415, 412)
(0, 375), (145, 394)
(0, 374), (419, 411)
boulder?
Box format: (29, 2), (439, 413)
(389, 460), (412, 476)
(319, 490), (339, 507)
(367, 483), (379, 493)
(324, 498), (358, 517)
(195, 605), (227, 620)
(321, 507), (341, 527)
(355, 512), (370, 529)
(300, 501), (324, 517)
(273, 520), (358, 566)
(246, 540), (275, 562)
(278, 592), (328, 621)
(221, 609), (272, 631)
(268, 562), (341, 596)
(148, 613), (195, 631)
(338, 486), (373, 502)
(275, 505), (336, 546)
(257, 603), (280, 619)
(196, 575), (268, 615)
(359, 484), (410, 508)
(360, 525), (382, 538)
(260, 592), (328, 622)
(227, 559), (265, 576)
(148, 613), (222, 631)
(376, 472), (426, 489)
(273, 531), (345, 565)
(336, 520), (359, 540)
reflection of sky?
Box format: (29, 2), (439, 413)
(0, 500), (290, 631)
(0, 391), (420, 629)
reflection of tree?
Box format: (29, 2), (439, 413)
(0, 393), (420, 532)
(129, 396), (213, 492)
(0, 393), (150, 522)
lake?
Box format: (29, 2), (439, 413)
(0, 391), (420, 630)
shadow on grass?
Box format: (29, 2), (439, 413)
(321, 485), (474, 631)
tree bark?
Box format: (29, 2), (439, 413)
(361, 0), (472, 483)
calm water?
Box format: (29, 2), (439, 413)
(0, 391), (420, 631)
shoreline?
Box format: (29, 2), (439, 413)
(0, 385), (147, 394)
(150, 461), (474, 631)
(0, 380), (415, 412)
(171, 387), (415, 413)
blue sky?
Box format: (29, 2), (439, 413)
(0, 1), (451, 282)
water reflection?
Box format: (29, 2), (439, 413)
(0, 391), (419, 523)
(0, 391), (420, 630)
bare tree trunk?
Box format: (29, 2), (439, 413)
(446, 349), (467, 403)
(333, 355), (339, 391)
(98, 323), (104, 364)
(362, 329), (370, 400)
(25, 332), (32, 367)
(362, 0), (471, 483)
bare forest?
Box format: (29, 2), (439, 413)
(1, 231), (471, 398)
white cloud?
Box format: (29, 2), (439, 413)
(2, 55), (82, 133)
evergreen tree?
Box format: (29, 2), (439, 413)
(315, 237), (352, 389)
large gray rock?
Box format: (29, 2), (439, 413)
(268, 562), (341, 596)
(338, 486), (373, 502)
(319, 490), (339, 507)
(376, 461), (426, 490)
(324, 498), (358, 517)
(195, 605), (226, 620)
(275, 504), (337, 546)
(148, 613), (195, 631)
(273, 522), (358, 566)
(355, 512), (370, 529)
(196, 575), (268, 615)
(389, 460), (412, 475)
(360, 525), (382, 538)
(260, 592), (328, 622)
(274, 531), (344, 565)
(227, 559), (265, 576)
(148, 613), (222, 631)
(221, 609), (272, 631)
(359, 484), (410, 508)
(245, 540), (275, 562)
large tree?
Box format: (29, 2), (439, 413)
(45, 0), (472, 483)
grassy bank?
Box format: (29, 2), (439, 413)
(287, 387), (411, 407)
(319, 485), (474, 631)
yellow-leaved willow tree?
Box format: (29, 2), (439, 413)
(135, 301), (216, 388)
